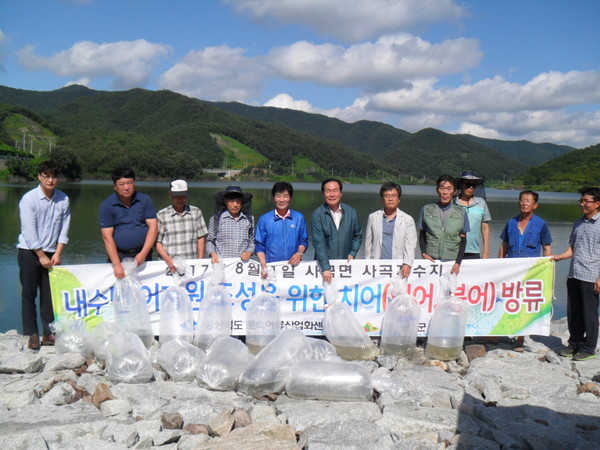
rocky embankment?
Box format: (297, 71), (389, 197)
(1, 319), (600, 449)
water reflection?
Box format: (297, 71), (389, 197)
(0, 181), (579, 333)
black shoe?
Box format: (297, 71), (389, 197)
(573, 352), (596, 361)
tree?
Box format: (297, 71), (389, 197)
(51, 146), (82, 180)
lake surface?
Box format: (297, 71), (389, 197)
(0, 181), (581, 333)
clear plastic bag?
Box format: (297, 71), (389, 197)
(194, 262), (233, 351)
(238, 329), (312, 396)
(380, 277), (420, 358)
(372, 370), (404, 398)
(159, 285), (195, 343)
(157, 338), (206, 382)
(425, 274), (469, 361)
(285, 360), (373, 402)
(306, 337), (341, 361)
(51, 316), (91, 356)
(245, 269), (281, 354)
(112, 275), (155, 348)
(105, 330), (153, 383)
(196, 336), (250, 391)
(322, 281), (379, 361)
(88, 320), (120, 362)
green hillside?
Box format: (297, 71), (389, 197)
(460, 134), (574, 167)
(1, 86), (387, 180)
(515, 144), (600, 191)
(213, 101), (411, 157)
(213, 100), (575, 169)
(0, 84), (593, 189)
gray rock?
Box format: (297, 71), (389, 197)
(77, 372), (111, 395)
(302, 419), (394, 448)
(176, 433), (211, 449)
(0, 331), (23, 354)
(377, 405), (459, 438)
(0, 351), (45, 373)
(249, 403), (279, 424)
(152, 429), (186, 446)
(196, 422), (299, 449)
(209, 409), (235, 436)
(40, 381), (76, 405)
(275, 397), (382, 431)
(101, 399), (133, 417)
(44, 352), (86, 372)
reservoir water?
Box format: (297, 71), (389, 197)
(0, 181), (581, 333)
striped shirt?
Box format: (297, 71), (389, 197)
(156, 204), (208, 259)
(206, 210), (255, 258)
(568, 212), (600, 283)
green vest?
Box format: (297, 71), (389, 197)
(423, 203), (464, 261)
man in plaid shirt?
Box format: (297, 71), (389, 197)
(156, 179), (208, 272)
(206, 186), (254, 263)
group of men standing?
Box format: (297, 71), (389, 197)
(17, 163), (600, 362)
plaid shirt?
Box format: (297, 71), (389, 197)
(569, 212), (600, 283)
(157, 204), (208, 259)
(206, 210), (255, 258)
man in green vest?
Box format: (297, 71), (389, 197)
(418, 174), (470, 274)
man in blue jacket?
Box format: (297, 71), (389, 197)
(311, 178), (362, 283)
(255, 182), (308, 278)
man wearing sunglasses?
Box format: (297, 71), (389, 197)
(453, 171), (491, 259)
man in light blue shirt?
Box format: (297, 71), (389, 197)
(17, 160), (71, 350)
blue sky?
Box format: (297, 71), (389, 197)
(1, 0), (599, 148)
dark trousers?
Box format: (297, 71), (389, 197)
(18, 249), (55, 336)
(462, 253), (481, 260)
(566, 278), (600, 353)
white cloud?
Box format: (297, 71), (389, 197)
(159, 45), (268, 102)
(369, 71), (600, 114)
(267, 33), (481, 89)
(17, 39), (171, 89)
(224, 0), (465, 42)
(65, 77), (91, 87)
(264, 93), (387, 124)
(264, 93), (313, 112)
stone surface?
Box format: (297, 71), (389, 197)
(1, 322), (600, 449)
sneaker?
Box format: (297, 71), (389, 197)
(573, 352), (596, 361)
(28, 334), (41, 350)
(558, 347), (575, 357)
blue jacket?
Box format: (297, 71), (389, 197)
(254, 209), (308, 263)
(311, 203), (362, 272)
(500, 214), (552, 257)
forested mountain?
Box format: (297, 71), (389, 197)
(459, 134), (574, 167)
(213, 101), (411, 157)
(516, 143), (600, 191)
(0, 85), (585, 185)
(213, 100), (574, 167)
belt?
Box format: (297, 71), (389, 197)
(117, 246), (143, 255)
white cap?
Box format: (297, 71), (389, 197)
(169, 179), (188, 196)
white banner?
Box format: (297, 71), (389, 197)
(50, 257), (554, 337)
